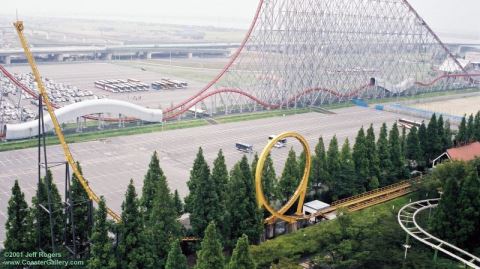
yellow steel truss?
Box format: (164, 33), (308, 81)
(13, 21), (121, 222)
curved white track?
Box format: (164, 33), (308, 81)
(5, 99), (163, 140)
(398, 199), (480, 268)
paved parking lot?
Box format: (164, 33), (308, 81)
(0, 106), (425, 244)
(6, 61), (222, 110)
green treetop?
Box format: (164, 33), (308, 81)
(173, 189), (184, 216)
(118, 180), (151, 269)
(310, 137), (329, 199)
(185, 147), (208, 213)
(68, 162), (92, 257)
(353, 127), (369, 190)
(165, 239), (188, 269)
(141, 151), (167, 222)
(405, 126), (422, 169)
(227, 234), (256, 269)
(225, 160), (263, 247)
(456, 116), (468, 145)
(190, 158), (223, 238)
(5, 180), (33, 252)
(87, 197), (116, 269)
(195, 222), (225, 269)
(466, 114), (475, 143)
(326, 136), (341, 201)
(278, 148), (299, 203)
(334, 139), (357, 199)
(388, 122), (407, 182)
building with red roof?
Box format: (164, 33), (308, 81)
(432, 142), (480, 167)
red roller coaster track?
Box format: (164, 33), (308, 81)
(1, 0), (479, 123)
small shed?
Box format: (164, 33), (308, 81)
(303, 200), (334, 221)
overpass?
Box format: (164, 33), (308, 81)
(0, 43), (240, 64)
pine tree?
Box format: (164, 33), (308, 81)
(353, 127), (369, 190)
(190, 160), (223, 238)
(87, 197), (116, 269)
(173, 189), (183, 216)
(400, 125), (407, 158)
(195, 222), (225, 269)
(4, 180), (32, 252)
(251, 153), (259, 179)
(298, 150), (306, 181)
(253, 153), (277, 202)
(377, 123), (392, 186)
(466, 114), (475, 143)
(456, 116), (467, 145)
(141, 151), (167, 222)
(165, 239), (188, 269)
(368, 176), (380, 190)
(388, 123), (407, 182)
(326, 136), (342, 200)
(437, 115), (445, 151)
(225, 159), (263, 247)
(456, 171), (480, 249)
(365, 124), (380, 180)
(333, 139), (357, 199)
(426, 114), (442, 162)
(278, 148), (299, 203)
(212, 149), (229, 204)
(32, 170), (65, 251)
(431, 176), (462, 244)
(212, 149), (230, 241)
(417, 122), (428, 168)
(146, 178), (183, 268)
(227, 234), (256, 269)
(68, 162), (91, 256)
(310, 137), (328, 199)
(118, 180), (150, 269)
(442, 120), (453, 150)
(474, 111), (480, 141)
(185, 147), (208, 213)
(405, 126), (422, 169)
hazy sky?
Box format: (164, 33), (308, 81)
(2, 0), (479, 41)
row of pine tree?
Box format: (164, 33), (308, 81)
(3, 112), (479, 268)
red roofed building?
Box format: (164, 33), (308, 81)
(432, 142), (480, 167)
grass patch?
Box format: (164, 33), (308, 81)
(0, 119), (207, 152)
(250, 193), (462, 268)
(215, 108), (312, 124)
(250, 195), (413, 268)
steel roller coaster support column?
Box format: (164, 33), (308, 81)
(13, 20), (121, 222)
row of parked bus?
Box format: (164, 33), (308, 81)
(94, 79), (149, 93)
(235, 135), (288, 153)
(151, 78), (188, 90)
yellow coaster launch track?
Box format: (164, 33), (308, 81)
(14, 21), (121, 222)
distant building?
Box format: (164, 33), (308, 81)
(432, 141), (480, 167)
(465, 52), (480, 70)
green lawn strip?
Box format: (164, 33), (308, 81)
(0, 119), (207, 152)
(215, 108), (312, 124)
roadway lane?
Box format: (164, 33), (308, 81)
(0, 106), (424, 244)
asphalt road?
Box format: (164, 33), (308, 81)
(0, 106), (424, 244)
